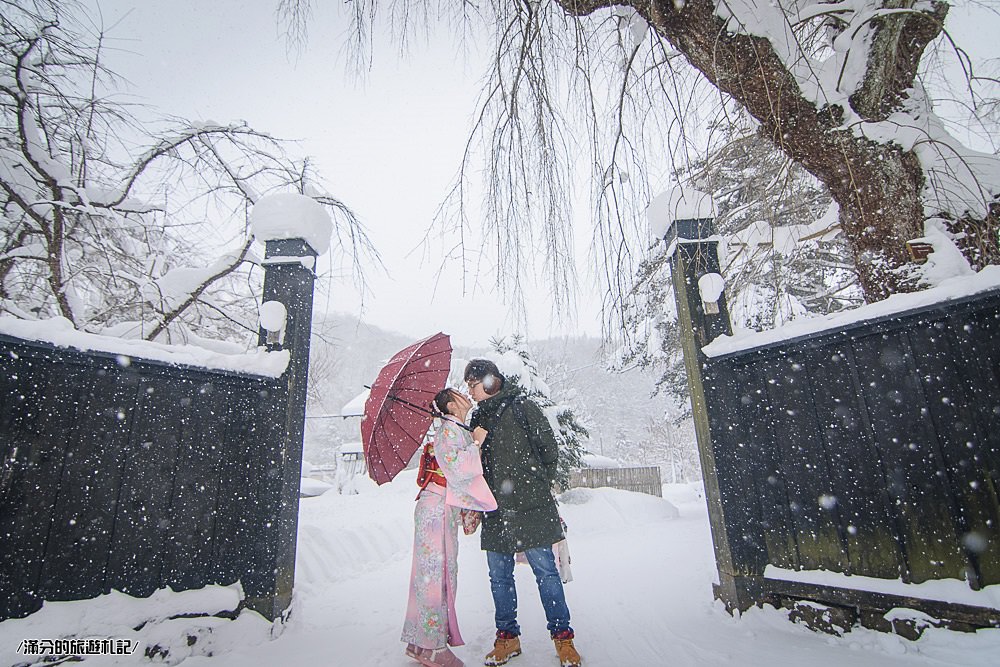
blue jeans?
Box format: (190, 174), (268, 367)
(486, 548), (572, 636)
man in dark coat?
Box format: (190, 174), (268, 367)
(465, 359), (582, 667)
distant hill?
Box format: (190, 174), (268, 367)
(303, 314), (687, 469)
(307, 312), (415, 415)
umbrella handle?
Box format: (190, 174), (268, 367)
(363, 385), (473, 432)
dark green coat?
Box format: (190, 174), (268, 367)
(470, 387), (564, 553)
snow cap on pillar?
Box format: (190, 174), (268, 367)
(250, 192), (333, 255)
(646, 186), (717, 243)
(259, 300), (288, 348)
(258, 300), (287, 333)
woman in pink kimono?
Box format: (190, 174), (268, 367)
(403, 389), (498, 667)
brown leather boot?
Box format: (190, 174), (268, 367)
(483, 631), (521, 666)
(552, 630), (582, 667)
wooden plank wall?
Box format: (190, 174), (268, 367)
(702, 291), (1000, 595)
(0, 335), (285, 621)
(569, 465), (663, 497)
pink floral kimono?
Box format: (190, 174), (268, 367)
(401, 418), (497, 650)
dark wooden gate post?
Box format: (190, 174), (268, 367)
(666, 212), (764, 612)
(244, 238), (317, 621)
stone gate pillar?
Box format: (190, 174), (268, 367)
(244, 194), (329, 622)
(657, 189), (761, 612)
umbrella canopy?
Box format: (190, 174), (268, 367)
(361, 332), (452, 484)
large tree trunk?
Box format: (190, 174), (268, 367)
(559, 0), (963, 301)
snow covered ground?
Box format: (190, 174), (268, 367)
(3, 476), (1000, 666)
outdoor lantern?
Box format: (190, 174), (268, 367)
(259, 300), (288, 349)
(906, 239), (934, 264)
(698, 273), (725, 315)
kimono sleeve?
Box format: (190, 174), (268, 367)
(435, 421), (485, 484)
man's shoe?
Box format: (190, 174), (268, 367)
(483, 631), (521, 666)
(552, 630), (582, 667)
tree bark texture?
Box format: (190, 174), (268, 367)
(556, 0), (995, 301)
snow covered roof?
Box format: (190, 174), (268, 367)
(341, 389), (369, 417)
(581, 454), (623, 469)
(0, 316), (289, 378)
(704, 266), (1000, 358)
(340, 442), (364, 454)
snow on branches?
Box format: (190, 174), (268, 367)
(1, 3), (375, 344)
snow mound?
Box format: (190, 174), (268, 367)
(0, 584), (270, 666)
(300, 477), (333, 497)
(559, 486), (679, 535)
(661, 481), (706, 508)
(295, 470), (416, 586)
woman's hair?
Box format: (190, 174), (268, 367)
(431, 388), (458, 417)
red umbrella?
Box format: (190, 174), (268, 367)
(361, 332), (452, 485)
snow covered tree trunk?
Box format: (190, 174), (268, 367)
(558, 0), (986, 301)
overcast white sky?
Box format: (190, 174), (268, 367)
(84, 0), (605, 348)
(82, 0), (997, 348)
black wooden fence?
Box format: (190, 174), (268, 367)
(0, 237), (317, 623)
(0, 340), (285, 621)
(667, 216), (1000, 631)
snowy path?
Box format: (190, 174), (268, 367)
(7, 473), (997, 666)
(184, 474), (1000, 667)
